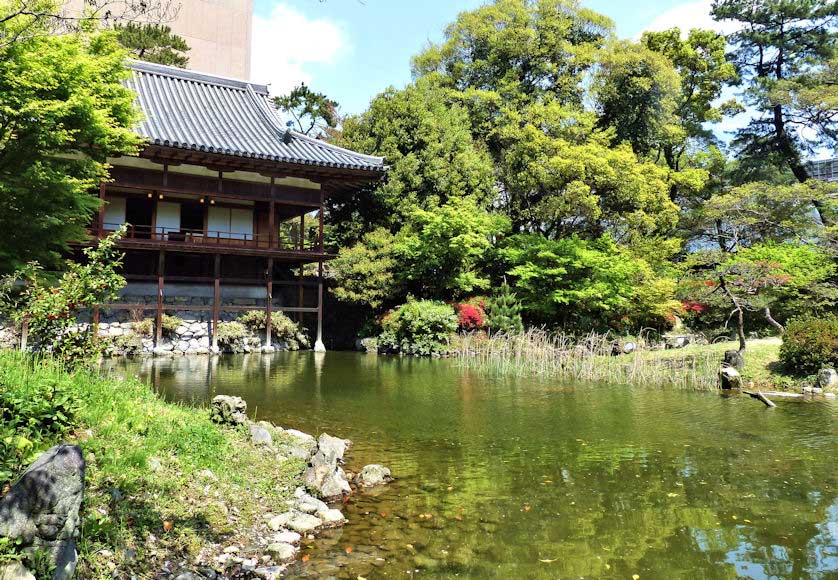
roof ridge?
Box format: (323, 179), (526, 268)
(127, 60), (270, 95)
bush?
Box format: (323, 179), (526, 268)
(160, 314), (183, 337)
(236, 310), (310, 350)
(779, 315), (838, 375)
(0, 357), (79, 483)
(378, 299), (458, 356)
(215, 321), (247, 351)
(455, 302), (485, 330)
(133, 318), (154, 337)
(111, 333), (144, 356)
(487, 280), (524, 335)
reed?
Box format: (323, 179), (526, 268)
(453, 329), (720, 390)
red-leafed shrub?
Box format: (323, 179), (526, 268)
(456, 303), (485, 330)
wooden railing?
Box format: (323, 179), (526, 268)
(93, 223), (321, 252)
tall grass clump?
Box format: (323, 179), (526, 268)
(453, 329), (720, 389)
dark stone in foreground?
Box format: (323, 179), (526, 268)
(723, 350), (745, 370)
(0, 445), (85, 580)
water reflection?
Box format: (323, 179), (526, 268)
(105, 352), (838, 579)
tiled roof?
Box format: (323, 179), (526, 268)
(125, 61), (387, 173)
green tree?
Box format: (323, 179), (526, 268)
(487, 279), (524, 334)
(274, 83), (338, 136)
(0, 23), (141, 272)
(329, 76), (496, 247)
(711, 0), (838, 225)
(114, 22), (190, 67)
(328, 227), (400, 310)
(500, 234), (679, 329)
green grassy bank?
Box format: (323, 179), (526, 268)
(0, 352), (305, 579)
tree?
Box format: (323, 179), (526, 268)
(711, 0), (838, 224)
(0, 24), (142, 272)
(328, 228), (399, 310)
(592, 40), (681, 157)
(500, 234), (679, 329)
(329, 76), (496, 247)
(114, 22), (189, 67)
(487, 279), (524, 334)
(274, 83), (338, 137)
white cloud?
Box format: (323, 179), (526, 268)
(251, 3), (348, 96)
(643, 0), (739, 37)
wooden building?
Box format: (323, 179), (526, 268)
(84, 61), (387, 352)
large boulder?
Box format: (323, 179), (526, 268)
(0, 562), (36, 580)
(719, 366), (742, 390)
(317, 433), (350, 465)
(210, 395), (248, 426)
(0, 445), (85, 580)
(249, 423), (273, 446)
(723, 350), (745, 371)
(302, 434), (352, 500)
(354, 464), (392, 488)
(816, 368), (838, 391)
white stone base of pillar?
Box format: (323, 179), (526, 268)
(314, 339), (326, 353)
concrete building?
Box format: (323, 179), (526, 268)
(65, 0), (253, 79)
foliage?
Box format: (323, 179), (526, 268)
(779, 315), (838, 374)
(0, 20), (141, 272)
(215, 321), (247, 350)
(711, 0), (838, 205)
(236, 310), (310, 350)
(330, 76), (497, 247)
(593, 40), (681, 157)
(0, 357), (78, 483)
(378, 299), (458, 356)
(1, 229), (126, 366)
(274, 83), (338, 137)
(111, 332), (144, 356)
(329, 228), (399, 310)
(486, 280), (524, 335)
(160, 314), (182, 337)
(133, 318), (154, 337)
(114, 22), (189, 67)
(455, 303), (485, 331)
(500, 234), (679, 330)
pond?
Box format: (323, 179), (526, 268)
(108, 352), (838, 579)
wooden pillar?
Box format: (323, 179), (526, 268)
(155, 250), (165, 346)
(314, 260), (325, 352)
(211, 254), (221, 351)
(298, 265), (304, 323)
(265, 257), (273, 348)
(269, 177), (276, 249)
(92, 306), (100, 340)
(318, 190), (325, 252)
(299, 214), (305, 251)
(97, 183), (106, 236)
(19, 316), (28, 352)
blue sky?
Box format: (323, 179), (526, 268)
(250, 0), (723, 115)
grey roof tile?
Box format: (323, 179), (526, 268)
(125, 60), (387, 172)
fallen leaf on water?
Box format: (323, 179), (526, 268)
(301, 555), (310, 563)
(405, 544), (414, 550)
(345, 546), (353, 554)
(447, 486), (454, 491)
(744, 519), (752, 524)
(667, 493), (679, 498)
(380, 512), (388, 518)
(633, 575), (640, 580)
(523, 505), (532, 512)
(605, 564), (611, 570)
(358, 577), (367, 580)
(539, 558), (558, 563)
(732, 515), (738, 520)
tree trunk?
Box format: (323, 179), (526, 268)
(763, 305), (784, 334)
(720, 276), (746, 353)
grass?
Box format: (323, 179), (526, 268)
(0, 351), (306, 579)
(453, 330), (790, 390)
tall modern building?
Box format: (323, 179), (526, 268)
(65, 0), (253, 80)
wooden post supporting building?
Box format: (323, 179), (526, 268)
(211, 254), (221, 351)
(265, 257), (273, 348)
(155, 251), (165, 345)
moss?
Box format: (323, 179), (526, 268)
(0, 352), (305, 578)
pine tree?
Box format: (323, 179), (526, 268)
(487, 280), (524, 335)
(114, 23), (190, 68)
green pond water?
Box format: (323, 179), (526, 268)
(109, 352), (838, 579)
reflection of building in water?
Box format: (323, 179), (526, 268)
(63, 0), (253, 79)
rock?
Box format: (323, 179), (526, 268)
(253, 566), (288, 580)
(148, 457), (163, 472)
(816, 368), (838, 391)
(0, 563), (36, 580)
(318, 508), (346, 527)
(265, 542), (298, 562)
(269, 511), (321, 534)
(719, 366), (742, 390)
(317, 433), (349, 464)
(249, 423), (273, 446)
(291, 494), (328, 514)
(354, 464), (392, 488)
(210, 395), (248, 426)
(284, 430), (317, 453)
(723, 349), (745, 370)
(172, 573), (201, 580)
(272, 530), (301, 544)
(0, 445), (85, 580)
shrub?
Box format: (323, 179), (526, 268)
(215, 321), (247, 351)
(779, 314), (838, 375)
(133, 318), (154, 337)
(0, 357), (79, 483)
(236, 310), (310, 350)
(378, 299), (458, 356)
(112, 333), (144, 356)
(455, 302), (485, 330)
(486, 280), (524, 335)
(160, 314), (183, 337)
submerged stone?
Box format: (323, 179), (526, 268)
(355, 464), (393, 488)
